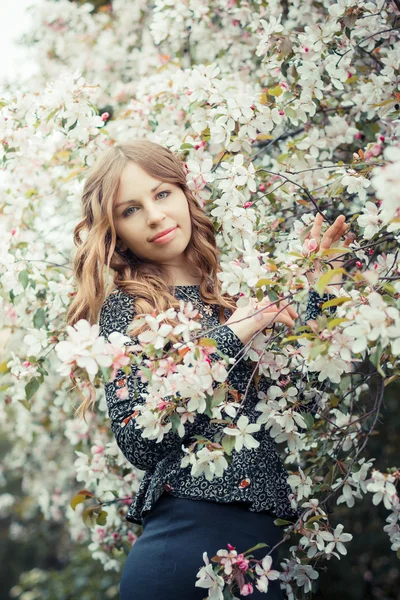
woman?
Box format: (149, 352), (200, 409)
(67, 139), (351, 599)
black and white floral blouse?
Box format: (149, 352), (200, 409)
(99, 285), (335, 525)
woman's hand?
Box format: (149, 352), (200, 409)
(305, 213), (354, 293)
(225, 296), (298, 346)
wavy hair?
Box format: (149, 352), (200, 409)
(66, 139), (239, 419)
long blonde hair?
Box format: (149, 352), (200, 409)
(66, 139), (239, 419)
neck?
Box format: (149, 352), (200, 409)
(161, 260), (203, 287)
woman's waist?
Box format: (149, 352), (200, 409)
(144, 490), (280, 528)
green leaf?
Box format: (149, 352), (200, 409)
(281, 61), (290, 78)
(96, 510), (108, 526)
(330, 394), (340, 407)
(211, 385), (227, 408)
(306, 514), (327, 524)
(255, 278), (276, 287)
(180, 143), (193, 149)
(327, 317), (349, 331)
(199, 337), (218, 347)
(70, 494), (89, 510)
(319, 247), (352, 256)
(139, 366), (153, 383)
(33, 308), (45, 329)
(285, 107), (297, 120)
(268, 85), (283, 97)
(70, 489), (95, 511)
(282, 333), (314, 343)
(380, 283), (395, 294)
(296, 325), (314, 333)
(321, 297), (352, 309)
(302, 413), (314, 430)
(309, 343), (328, 360)
(0, 361), (9, 373)
(370, 344), (386, 377)
(18, 399), (31, 411)
(204, 396), (213, 419)
(82, 507), (98, 528)
(300, 224), (313, 244)
(46, 107), (59, 123)
(243, 542), (269, 555)
(221, 434), (236, 456)
(314, 268), (345, 297)
(169, 412), (181, 433)
(267, 288), (279, 302)
(18, 270), (29, 290)
(25, 377), (40, 401)
(256, 288), (264, 302)
(327, 180), (344, 198)
(223, 587), (235, 600)
(273, 518), (295, 526)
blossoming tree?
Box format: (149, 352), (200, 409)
(1, 0), (399, 598)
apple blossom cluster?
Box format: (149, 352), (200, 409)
(195, 512), (354, 600)
(0, 0), (399, 596)
(55, 299), (267, 483)
(195, 544), (280, 599)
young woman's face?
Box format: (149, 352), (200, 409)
(113, 161), (193, 270)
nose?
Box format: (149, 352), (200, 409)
(146, 203), (166, 227)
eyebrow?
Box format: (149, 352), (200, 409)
(114, 182), (164, 210)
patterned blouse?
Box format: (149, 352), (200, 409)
(98, 285), (335, 525)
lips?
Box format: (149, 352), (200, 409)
(150, 226), (177, 242)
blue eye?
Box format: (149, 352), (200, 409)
(122, 191), (170, 217)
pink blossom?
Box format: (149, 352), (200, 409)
(217, 548), (238, 575)
(240, 583), (254, 595)
(302, 238), (319, 256)
(371, 144), (382, 156)
(116, 385), (129, 400)
(91, 444), (104, 455)
(236, 553), (250, 571)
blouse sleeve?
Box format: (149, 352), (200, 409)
(99, 292), (246, 472)
(293, 289), (338, 422)
(305, 289), (337, 322)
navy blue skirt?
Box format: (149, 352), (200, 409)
(120, 492), (285, 599)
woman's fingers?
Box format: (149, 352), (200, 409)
(276, 313), (295, 330)
(309, 212), (324, 242)
(343, 233), (355, 246)
(278, 301), (298, 320)
(261, 311), (295, 330)
(320, 215), (347, 249)
(258, 299), (298, 329)
(259, 297), (298, 318)
(309, 214), (350, 252)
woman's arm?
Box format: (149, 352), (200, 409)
(99, 292), (245, 472)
